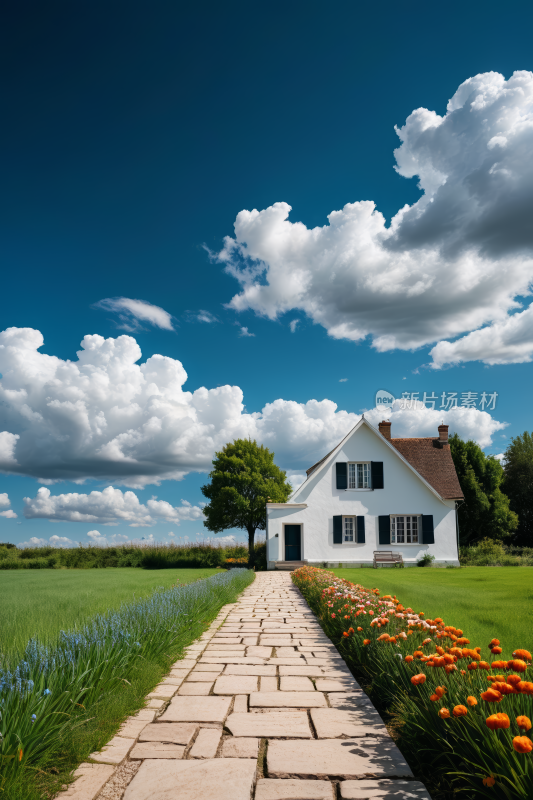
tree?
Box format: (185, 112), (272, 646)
(201, 439), (292, 568)
(503, 431), (533, 546)
(449, 433), (518, 544)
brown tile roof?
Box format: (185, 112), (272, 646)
(306, 447), (336, 477)
(390, 438), (464, 500)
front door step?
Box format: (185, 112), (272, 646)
(274, 561), (308, 571)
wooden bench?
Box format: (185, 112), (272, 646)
(373, 550), (404, 568)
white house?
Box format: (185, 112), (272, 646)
(266, 418), (463, 569)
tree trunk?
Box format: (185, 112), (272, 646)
(247, 526), (256, 569)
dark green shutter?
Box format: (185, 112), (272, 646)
(357, 516), (365, 543)
(333, 515), (343, 544)
(336, 462), (347, 490)
(378, 515), (390, 544)
(371, 462), (384, 489)
(422, 515), (434, 544)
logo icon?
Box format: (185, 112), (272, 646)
(375, 389), (395, 415)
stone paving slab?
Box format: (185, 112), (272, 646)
(90, 735), (136, 765)
(123, 758), (257, 800)
(310, 708), (389, 738)
(267, 738), (414, 780)
(250, 692), (327, 708)
(160, 695), (232, 723)
(221, 736), (260, 758)
(225, 712), (313, 738)
(256, 779), (335, 800)
(224, 664), (277, 676)
(130, 742), (186, 759)
(340, 780), (432, 799)
(214, 675), (259, 694)
(58, 763), (115, 800)
(189, 727), (223, 758)
(138, 723), (197, 745)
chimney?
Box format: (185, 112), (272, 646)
(438, 424), (449, 444)
(378, 420), (391, 440)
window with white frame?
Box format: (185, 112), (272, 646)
(391, 515), (420, 544)
(348, 462), (371, 489)
(343, 516), (355, 542)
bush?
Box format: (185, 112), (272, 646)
(417, 553), (435, 567)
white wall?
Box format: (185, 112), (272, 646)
(266, 422), (459, 567)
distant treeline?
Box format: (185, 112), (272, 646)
(0, 540), (267, 570)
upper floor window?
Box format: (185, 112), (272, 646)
(391, 515), (420, 544)
(348, 462), (371, 489)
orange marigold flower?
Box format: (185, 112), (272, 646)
(467, 696), (478, 707)
(445, 664), (457, 674)
(507, 659), (527, 672)
(438, 708), (450, 719)
(492, 682), (516, 695)
(413, 651), (424, 659)
(517, 681), (533, 695)
(453, 705), (468, 717)
(435, 685), (446, 698)
(507, 674), (523, 686)
(405, 655), (414, 663)
(434, 617), (443, 624)
(490, 639), (500, 647)
(430, 694), (439, 701)
(483, 776), (496, 787)
(513, 736), (533, 754)
(436, 646), (445, 655)
(348, 627), (354, 634)
(343, 631), (349, 637)
(456, 638), (470, 645)
(443, 654), (455, 664)
(468, 663), (478, 671)
(363, 639), (371, 646)
(411, 674), (426, 685)
(357, 627), (363, 631)
(513, 649), (532, 662)
(478, 661), (491, 670)
(486, 713), (510, 730)
(419, 612), (425, 618)
(481, 689), (503, 703)
(460, 669), (466, 676)
(377, 633), (390, 641)
(517, 716), (532, 731)
(491, 647), (502, 655)
(491, 660), (507, 669)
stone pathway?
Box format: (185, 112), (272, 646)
(60, 572), (432, 800)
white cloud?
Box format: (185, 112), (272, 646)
(430, 303), (533, 366)
(0, 492), (17, 518)
(18, 535), (74, 548)
(194, 310), (218, 324)
(339, 378), (348, 383)
(49, 535), (74, 546)
(217, 71), (533, 364)
(239, 326), (255, 337)
(96, 297), (174, 331)
(289, 320), (299, 333)
(0, 327), (506, 486)
(286, 471), (307, 491)
(23, 486), (205, 527)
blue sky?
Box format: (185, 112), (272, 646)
(1, 0), (532, 546)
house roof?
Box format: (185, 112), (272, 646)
(389, 437), (463, 500)
(303, 420), (464, 501)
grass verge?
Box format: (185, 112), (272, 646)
(332, 566), (533, 655)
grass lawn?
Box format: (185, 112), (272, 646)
(0, 567), (219, 658)
(332, 566), (533, 657)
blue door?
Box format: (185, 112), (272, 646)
(284, 525), (301, 561)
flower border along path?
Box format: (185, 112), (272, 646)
(292, 566), (533, 800)
(59, 571), (431, 800)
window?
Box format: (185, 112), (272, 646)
(348, 462), (371, 489)
(343, 516), (355, 542)
(391, 515), (419, 544)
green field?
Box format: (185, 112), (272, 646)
(332, 566), (533, 657)
(0, 567), (219, 657)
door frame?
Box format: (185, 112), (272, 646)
(282, 522), (304, 562)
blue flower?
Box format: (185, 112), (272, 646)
(43, 688), (51, 696)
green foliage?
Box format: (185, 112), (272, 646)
(201, 438), (291, 565)
(503, 430), (533, 546)
(449, 433), (518, 543)
(416, 553), (435, 567)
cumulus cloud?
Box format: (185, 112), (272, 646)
(23, 486), (205, 527)
(193, 310), (218, 324)
(0, 327), (506, 486)
(430, 303), (533, 366)
(218, 71), (533, 364)
(19, 535), (74, 548)
(289, 320), (299, 333)
(96, 297), (175, 331)
(239, 326), (255, 337)
(0, 492), (17, 518)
